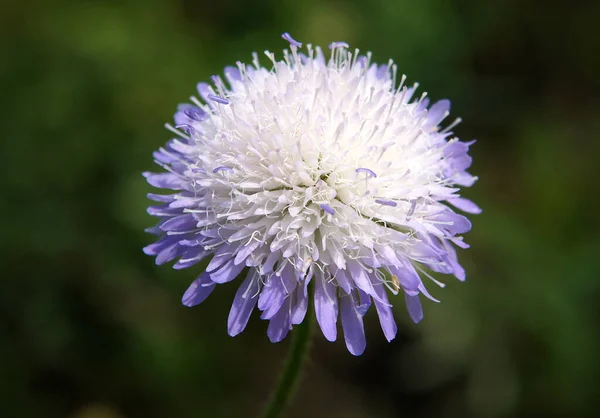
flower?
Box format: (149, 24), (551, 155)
(143, 33), (480, 355)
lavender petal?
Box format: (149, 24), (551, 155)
(182, 272), (216, 307)
(209, 259), (246, 283)
(267, 299), (292, 343)
(228, 271), (260, 336)
(404, 293), (424, 323)
(314, 278), (338, 341)
(448, 197), (482, 214)
(371, 278), (397, 342)
(341, 295), (366, 356)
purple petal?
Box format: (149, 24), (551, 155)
(355, 55), (368, 69)
(443, 240), (466, 281)
(173, 246), (210, 270)
(426, 99), (450, 126)
(145, 225), (162, 236)
(143, 235), (179, 256)
(290, 282), (309, 325)
(451, 237), (470, 249)
(143, 172), (183, 189)
(444, 141), (468, 159)
(314, 278), (338, 342)
(209, 259), (246, 283)
(448, 197), (482, 214)
(156, 241), (185, 265)
(234, 241), (260, 265)
(432, 211), (472, 236)
(340, 295), (366, 356)
(388, 263), (421, 292)
(206, 244), (235, 272)
(334, 269), (352, 294)
(371, 280), (397, 342)
(259, 251), (280, 274)
(405, 85), (418, 102)
(160, 214), (196, 232)
(357, 289), (372, 315)
(153, 148), (180, 164)
(267, 299), (292, 343)
(224, 66), (242, 82)
(144, 234), (186, 265)
(174, 111), (191, 127)
(404, 293), (423, 323)
(147, 193), (176, 203)
(454, 172), (478, 187)
(147, 204), (182, 217)
(444, 142), (473, 172)
(228, 272), (260, 336)
(347, 261), (375, 296)
(417, 282), (439, 303)
(258, 276), (286, 320)
(182, 273), (215, 307)
(416, 97), (430, 112)
(376, 64), (389, 79)
(196, 82), (212, 103)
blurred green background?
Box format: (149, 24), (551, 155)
(1, 0), (599, 417)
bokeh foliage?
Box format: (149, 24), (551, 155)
(1, 0), (599, 417)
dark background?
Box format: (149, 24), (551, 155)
(2, 0), (599, 417)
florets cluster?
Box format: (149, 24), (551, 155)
(144, 33), (480, 355)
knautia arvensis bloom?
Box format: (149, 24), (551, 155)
(144, 33), (480, 355)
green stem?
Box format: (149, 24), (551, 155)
(260, 297), (315, 418)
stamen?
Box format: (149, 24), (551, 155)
(397, 74), (407, 93)
(406, 200), (417, 220)
(252, 52), (260, 69)
(441, 117), (462, 133)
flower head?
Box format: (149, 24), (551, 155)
(144, 33), (480, 355)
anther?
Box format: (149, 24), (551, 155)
(355, 168), (377, 178)
(184, 107), (205, 121)
(375, 199), (397, 207)
(329, 41), (349, 49)
(213, 166), (234, 174)
(191, 167), (207, 174)
(207, 94), (230, 105)
(281, 32), (302, 48)
(320, 203), (335, 215)
(175, 124), (195, 135)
